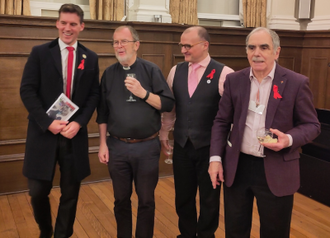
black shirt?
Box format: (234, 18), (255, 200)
(97, 57), (174, 138)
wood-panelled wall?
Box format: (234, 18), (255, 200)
(301, 31), (330, 109)
(0, 15), (322, 194)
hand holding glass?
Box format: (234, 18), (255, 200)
(126, 73), (136, 102)
(164, 140), (174, 164)
(257, 128), (273, 143)
(255, 128), (273, 156)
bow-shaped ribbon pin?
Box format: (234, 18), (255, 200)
(206, 69), (216, 79)
(78, 59), (85, 70)
(273, 85), (282, 99)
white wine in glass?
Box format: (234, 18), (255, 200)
(126, 73), (136, 102)
(256, 128), (273, 143)
(255, 128), (273, 156)
(164, 140), (174, 164)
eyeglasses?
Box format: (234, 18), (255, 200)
(178, 41), (205, 50)
(113, 40), (136, 47)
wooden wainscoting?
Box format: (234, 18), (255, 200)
(301, 31), (330, 109)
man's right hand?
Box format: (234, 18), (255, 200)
(160, 140), (172, 156)
(208, 161), (224, 189)
(48, 120), (68, 134)
(98, 143), (109, 165)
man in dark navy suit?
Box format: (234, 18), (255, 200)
(20, 4), (99, 238)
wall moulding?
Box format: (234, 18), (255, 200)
(306, 16), (330, 30)
(267, 15), (301, 30)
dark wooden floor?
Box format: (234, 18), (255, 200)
(1, 177), (330, 237)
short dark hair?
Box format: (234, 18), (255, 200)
(58, 4), (84, 23)
(183, 26), (210, 43)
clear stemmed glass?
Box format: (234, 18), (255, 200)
(255, 128), (273, 156)
(164, 140), (174, 164)
(256, 128), (273, 143)
(126, 73), (136, 102)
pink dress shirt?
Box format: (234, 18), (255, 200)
(159, 54), (234, 141)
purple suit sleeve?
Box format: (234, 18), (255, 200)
(210, 73), (234, 157)
(286, 76), (320, 152)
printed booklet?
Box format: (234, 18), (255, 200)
(46, 93), (79, 121)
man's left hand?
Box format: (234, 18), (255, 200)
(262, 128), (290, 152)
(60, 121), (81, 139)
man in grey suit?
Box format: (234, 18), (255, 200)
(20, 4), (99, 238)
(208, 27), (320, 238)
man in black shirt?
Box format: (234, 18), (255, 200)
(97, 26), (174, 238)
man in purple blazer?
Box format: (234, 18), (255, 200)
(208, 27), (320, 238)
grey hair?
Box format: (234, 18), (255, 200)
(246, 27), (280, 53)
(113, 25), (140, 42)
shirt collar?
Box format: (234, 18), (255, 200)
(189, 54), (211, 68)
(58, 38), (78, 51)
(249, 61), (277, 82)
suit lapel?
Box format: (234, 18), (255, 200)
(72, 44), (87, 99)
(265, 65), (287, 128)
(49, 40), (62, 79)
(238, 68), (251, 136)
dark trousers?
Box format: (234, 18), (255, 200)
(224, 153), (293, 238)
(173, 140), (220, 238)
(107, 136), (160, 238)
(28, 136), (81, 238)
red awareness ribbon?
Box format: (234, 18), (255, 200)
(206, 69), (216, 79)
(273, 85), (282, 99)
(78, 59), (85, 70)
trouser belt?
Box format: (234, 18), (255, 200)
(111, 132), (159, 143)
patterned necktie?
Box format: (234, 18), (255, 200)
(188, 63), (200, 97)
(66, 46), (74, 99)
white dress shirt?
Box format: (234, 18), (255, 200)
(59, 38), (77, 97)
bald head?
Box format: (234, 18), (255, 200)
(183, 26), (210, 43)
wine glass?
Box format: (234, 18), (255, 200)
(126, 73), (136, 102)
(256, 128), (273, 143)
(255, 128), (273, 156)
(164, 140), (174, 164)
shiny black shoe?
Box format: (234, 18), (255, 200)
(39, 229), (53, 238)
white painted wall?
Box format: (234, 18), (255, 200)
(198, 0), (240, 27)
(127, 0), (171, 23)
(30, 0), (90, 19)
(198, 0), (239, 15)
(307, 0), (330, 30)
(267, 0), (300, 30)
(28, 0), (330, 30)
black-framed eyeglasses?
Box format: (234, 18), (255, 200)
(178, 41), (205, 50)
(113, 40), (136, 47)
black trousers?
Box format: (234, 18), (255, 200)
(107, 136), (160, 238)
(28, 136), (81, 238)
(173, 140), (220, 238)
(224, 153), (294, 238)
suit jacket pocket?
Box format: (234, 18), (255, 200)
(283, 149), (300, 161)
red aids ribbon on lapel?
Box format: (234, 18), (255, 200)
(206, 69), (216, 79)
(78, 59), (85, 70)
(273, 85), (282, 99)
